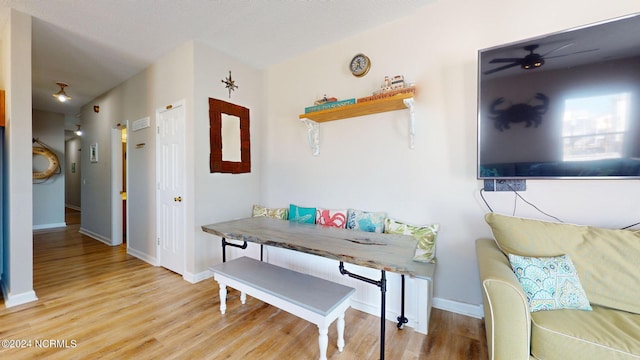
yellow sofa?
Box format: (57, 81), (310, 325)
(476, 213), (640, 360)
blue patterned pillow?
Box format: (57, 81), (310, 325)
(288, 204), (316, 224)
(508, 254), (592, 312)
(346, 209), (386, 233)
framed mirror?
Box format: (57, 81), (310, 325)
(209, 98), (251, 173)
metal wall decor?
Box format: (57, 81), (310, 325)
(221, 71), (238, 98)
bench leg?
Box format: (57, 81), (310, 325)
(317, 325), (328, 360)
(218, 282), (227, 314)
(337, 312), (345, 352)
(240, 291), (246, 304)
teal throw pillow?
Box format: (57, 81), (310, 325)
(508, 253), (592, 312)
(288, 204), (316, 224)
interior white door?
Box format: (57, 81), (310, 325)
(156, 102), (185, 275)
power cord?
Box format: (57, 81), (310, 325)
(481, 182), (640, 230)
(479, 182), (563, 222)
(503, 181), (564, 223)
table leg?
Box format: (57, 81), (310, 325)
(380, 270), (386, 360)
(339, 262), (387, 360)
(397, 275), (408, 329)
(221, 237), (248, 262)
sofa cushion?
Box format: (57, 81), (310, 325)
(531, 305), (640, 359)
(508, 254), (591, 312)
(485, 213), (640, 315)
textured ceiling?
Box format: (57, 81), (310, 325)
(0, 0), (435, 126)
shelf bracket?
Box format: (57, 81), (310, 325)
(403, 97), (416, 150)
(301, 118), (320, 156)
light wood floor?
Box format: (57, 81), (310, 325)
(0, 213), (488, 359)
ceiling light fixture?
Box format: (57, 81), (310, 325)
(53, 82), (71, 102)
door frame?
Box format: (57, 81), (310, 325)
(111, 122), (128, 247)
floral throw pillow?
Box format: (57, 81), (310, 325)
(384, 218), (439, 263)
(252, 205), (288, 220)
(508, 254), (592, 312)
(316, 208), (348, 228)
(288, 204), (316, 224)
(346, 209), (386, 233)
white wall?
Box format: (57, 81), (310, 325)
(79, 40), (264, 281)
(262, 0), (640, 315)
(32, 109), (65, 229)
(1, 9), (36, 306)
(79, 41), (195, 250)
(191, 41), (263, 280)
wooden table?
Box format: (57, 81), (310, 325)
(201, 216), (436, 360)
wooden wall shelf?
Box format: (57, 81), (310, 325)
(298, 93), (414, 123)
(299, 93), (416, 156)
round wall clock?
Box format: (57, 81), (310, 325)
(350, 53), (371, 77)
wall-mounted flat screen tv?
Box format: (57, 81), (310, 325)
(478, 13), (640, 179)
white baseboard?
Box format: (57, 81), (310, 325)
(183, 269), (213, 284)
(126, 247), (158, 266)
(433, 297), (484, 319)
(1, 281), (38, 308)
(33, 222), (67, 231)
(79, 227), (114, 246)
(182, 270), (213, 284)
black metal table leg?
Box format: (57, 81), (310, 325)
(221, 237), (248, 262)
(380, 270), (386, 360)
(339, 262), (387, 360)
(397, 275), (408, 329)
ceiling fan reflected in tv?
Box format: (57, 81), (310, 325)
(484, 43), (599, 75)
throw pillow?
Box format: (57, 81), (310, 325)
(288, 204), (316, 224)
(384, 218), (439, 263)
(316, 208), (348, 228)
(508, 253), (592, 312)
(252, 205), (288, 220)
(346, 209), (386, 233)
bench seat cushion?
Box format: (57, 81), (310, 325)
(531, 305), (640, 359)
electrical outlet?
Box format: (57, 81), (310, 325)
(495, 179), (526, 191)
(483, 179), (526, 191)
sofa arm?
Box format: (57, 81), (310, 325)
(476, 238), (532, 360)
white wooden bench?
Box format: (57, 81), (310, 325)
(209, 256), (355, 360)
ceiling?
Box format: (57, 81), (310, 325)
(0, 0), (435, 131)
